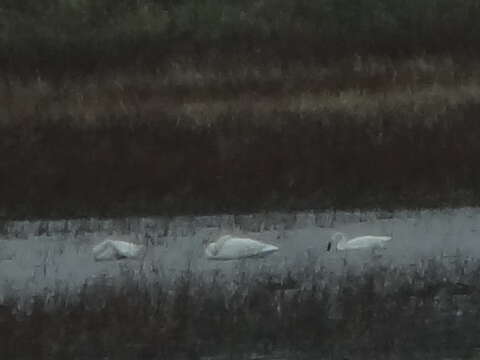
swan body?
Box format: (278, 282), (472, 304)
(328, 232), (392, 252)
(92, 239), (144, 261)
(205, 235), (279, 260)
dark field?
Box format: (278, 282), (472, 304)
(2, 1), (480, 218)
(2, 0), (480, 77)
(1, 256), (480, 359)
(3, 102), (480, 218)
(2, 59), (480, 218)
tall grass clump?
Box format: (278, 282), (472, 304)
(1, 256), (480, 359)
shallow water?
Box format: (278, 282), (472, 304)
(1, 207), (480, 297)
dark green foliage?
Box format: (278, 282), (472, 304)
(2, 0), (480, 77)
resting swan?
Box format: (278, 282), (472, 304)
(327, 232), (392, 252)
(92, 239), (144, 261)
(205, 235), (279, 260)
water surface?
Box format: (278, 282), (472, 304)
(1, 208), (479, 297)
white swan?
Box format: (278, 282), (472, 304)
(327, 232), (392, 252)
(205, 235), (279, 260)
(92, 239), (145, 261)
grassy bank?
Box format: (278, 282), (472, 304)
(3, 103), (480, 218)
(2, 0), (480, 78)
(1, 257), (480, 359)
(2, 1), (480, 218)
(1, 57), (480, 218)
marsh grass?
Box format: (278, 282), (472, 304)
(2, 100), (480, 218)
(2, 0), (480, 77)
(1, 255), (480, 359)
(1, 56), (477, 125)
(1, 56), (480, 218)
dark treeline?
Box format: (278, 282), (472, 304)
(1, 258), (480, 359)
(2, 0), (480, 77)
(2, 101), (480, 219)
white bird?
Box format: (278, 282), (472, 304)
(327, 232), (392, 253)
(204, 235), (279, 260)
(92, 239), (145, 262)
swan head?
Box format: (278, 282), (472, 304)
(201, 229), (218, 247)
(205, 242), (220, 257)
(331, 232), (346, 242)
(327, 232), (347, 252)
(203, 233), (233, 258)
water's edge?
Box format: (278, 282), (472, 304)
(0, 208), (442, 239)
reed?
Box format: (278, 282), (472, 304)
(2, 95), (480, 218)
(1, 256), (479, 359)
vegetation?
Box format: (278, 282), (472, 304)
(2, 1), (480, 218)
(1, 256), (480, 359)
(2, 0), (480, 77)
(2, 58), (480, 218)
(2, 2), (479, 358)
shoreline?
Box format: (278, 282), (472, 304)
(0, 206), (477, 233)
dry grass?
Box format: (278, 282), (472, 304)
(4, 83), (480, 127)
(1, 56), (479, 127)
(1, 256), (480, 359)
(1, 56), (480, 217)
(179, 83), (480, 123)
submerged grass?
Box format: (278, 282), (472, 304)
(2, 256), (480, 359)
